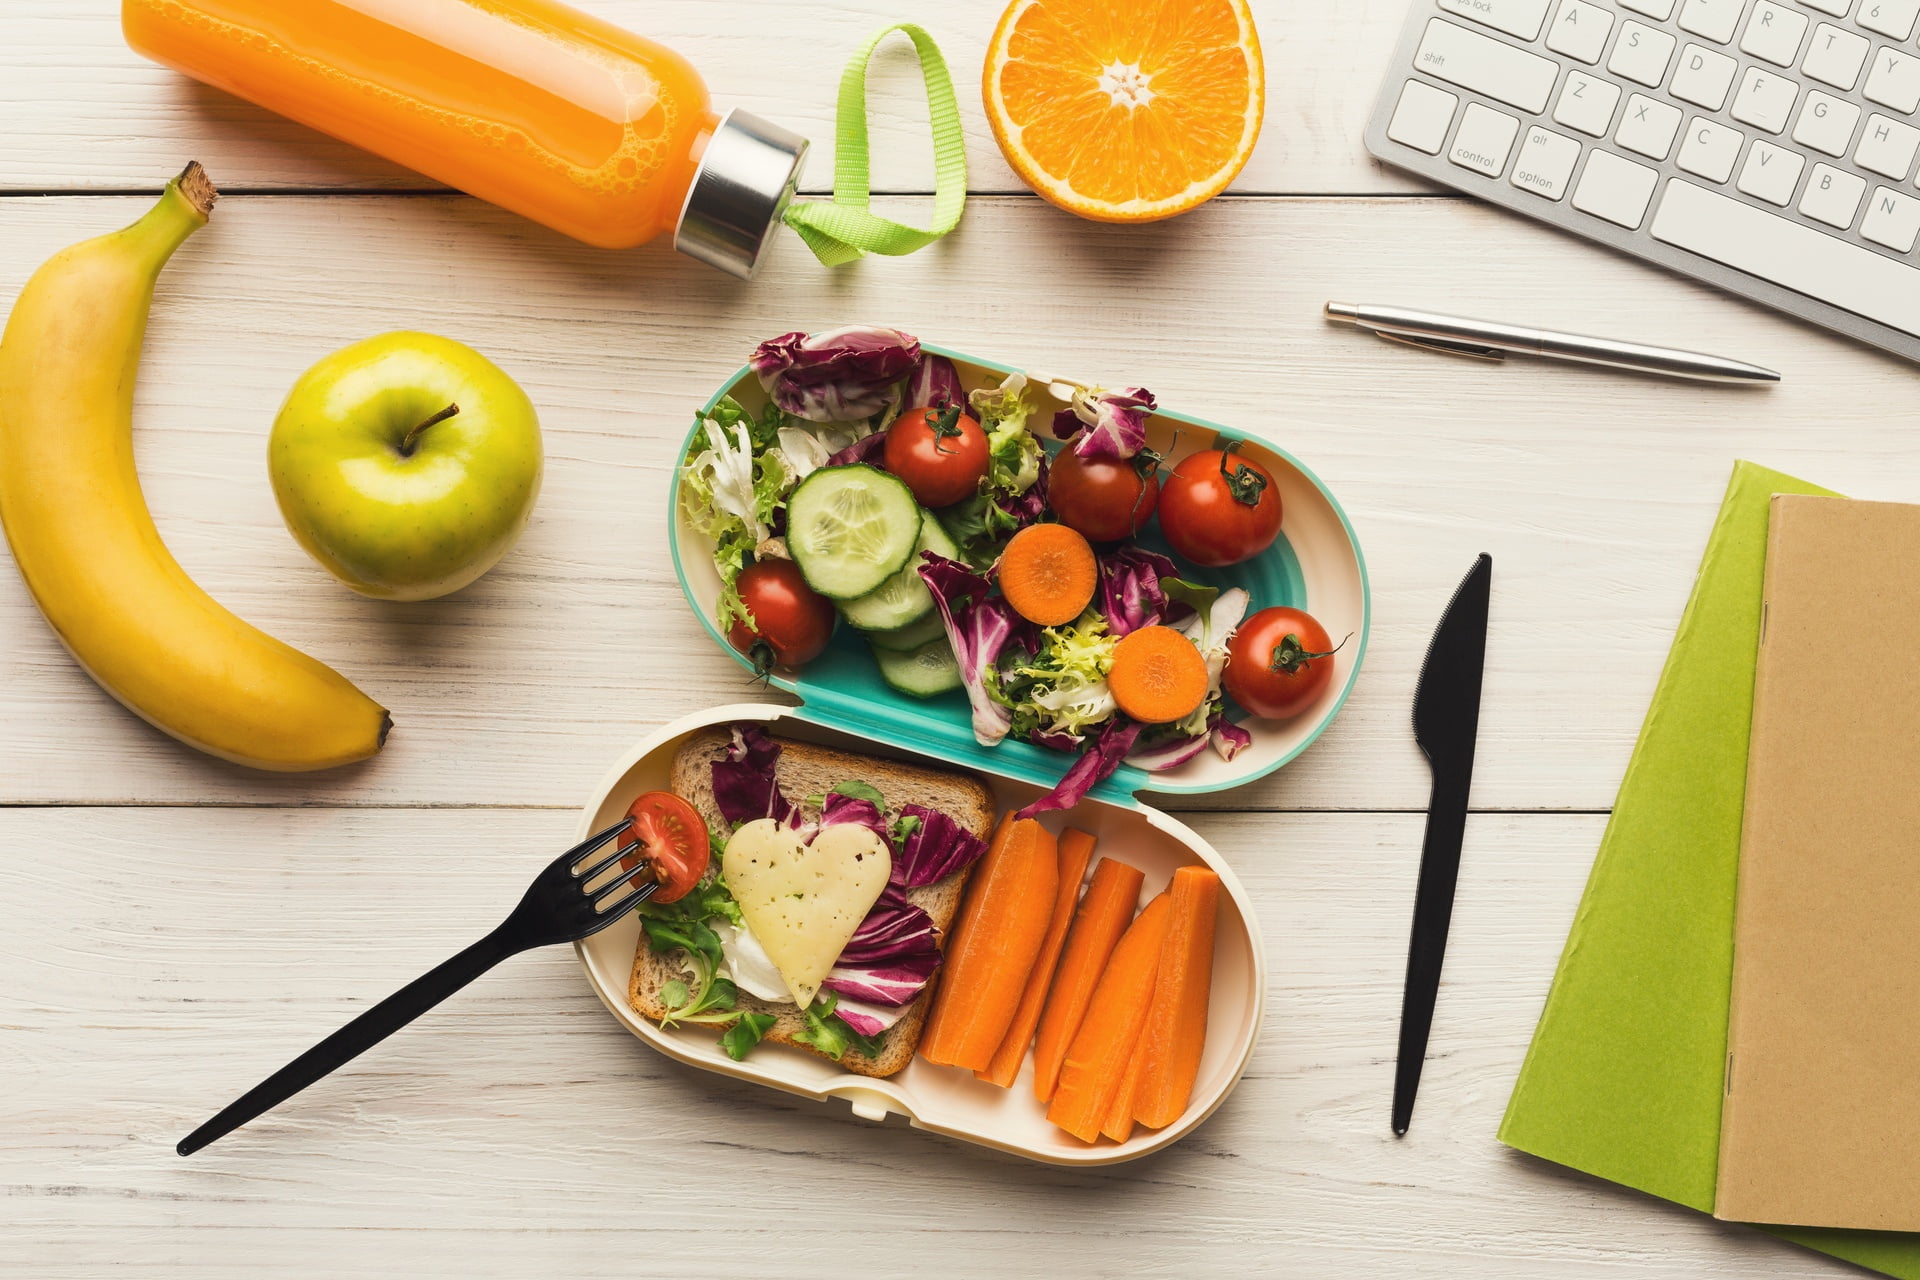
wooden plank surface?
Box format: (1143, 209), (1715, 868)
(0, 807), (1838, 1279)
(1, 0), (1430, 195)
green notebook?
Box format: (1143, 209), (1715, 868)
(1498, 461), (1920, 1278)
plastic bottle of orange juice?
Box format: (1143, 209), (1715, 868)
(123, 0), (808, 277)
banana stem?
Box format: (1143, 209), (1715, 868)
(400, 403), (460, 456)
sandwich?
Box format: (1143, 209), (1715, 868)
(628, 723), (996, 1077)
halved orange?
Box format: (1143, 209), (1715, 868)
(983, 0), (1264, 223)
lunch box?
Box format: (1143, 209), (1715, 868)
(574, 345), (1370, 1164)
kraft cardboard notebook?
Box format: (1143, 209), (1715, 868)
(1500, 462), (1920, 1279)
(1714, 495), (1920, 1233)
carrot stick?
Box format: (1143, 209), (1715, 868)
(919, 816), (1059, 1071)
(1101, 1041), (1145, 1143)
(1108, 625), (1209, 724)
(999, 523), (1097, 626)
(1132, 866), (1223, 1130)
(1032, 857), (1145, 1102)
(1046, 893), (1172, 1143)
(975, 827), (1099, 1088)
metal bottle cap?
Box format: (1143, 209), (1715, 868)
(674, 108), (810, 280)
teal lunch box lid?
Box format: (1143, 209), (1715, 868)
(667, 341), (1372, 810)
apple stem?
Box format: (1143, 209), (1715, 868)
(399, 403), (459, 457)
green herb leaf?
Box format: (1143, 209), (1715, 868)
(793, 993), (887, 1061)
(828, 780), (886, 806)
(719, 1013), (777, 1061)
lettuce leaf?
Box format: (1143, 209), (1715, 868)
(750, 326), (921, 422)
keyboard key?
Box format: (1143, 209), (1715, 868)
(1678, 117), (1746, 180)
(1797, 0), (1852, 13)
(1862, 185), (1920, 250)
(1741, 2), (1810, 64)
(1573, 149), (1661, 226)
(1449, 102), (1523, 175)
(1511, 126), (1584, 198)
(1858, 0), (1920, 39)
(1415, 19), (1561, 113)
(1679, 0), (1747, 41)
(1801, 22), (1871, 90)
(1438, 0), (1553, 40)
(1388, 80), (1461, 154)
(1618, 93), (1685, 158)
(1609, 21), (1678, 86)
(1865, 46), (1920, 114)
(1855, 113), (1920, 179)
(1737, 138), (1808, 203)
(1619, 0), (1676, 15)
(1652, 178), (1920, 337)
(1800, 161), (1868, 225)
(1673, 43), (1740, 108)
(1732, 66), (1800, 132)
(1546, 0), (1614, 62)
(1793, 90), (1863, 155)
(1553, 69), (1625, 135)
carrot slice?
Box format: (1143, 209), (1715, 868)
(919, 816), (1060, 1071)
(1031, 856), (1145, 1102)
(1046, 892), (1172, 1143)
(1101, 1040), (1146, 1144)
(1132, 866), (1223, 1129)
(1108, 625), (1209, 724)
(974, 827), (1099, 1088)
(999, 523), (1097, 626)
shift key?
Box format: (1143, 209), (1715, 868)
(1416, 18), (1561, 114)
(1437, 0), (1552, 41)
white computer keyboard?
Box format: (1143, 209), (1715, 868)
(1366, 0), (1920, 363)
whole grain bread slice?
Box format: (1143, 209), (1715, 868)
(629, 726), (997, 1077)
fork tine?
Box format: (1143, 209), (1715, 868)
(577, 841), (640, 886)
(593, 864), (659, 910)
(565, 817), (634, 873)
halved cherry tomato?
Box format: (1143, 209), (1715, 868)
(1158, 443), (1282, 567)
(727, 558), (836, 675)
(617, 790), (710, 904)
(883, 403), (989, 508)
(1047, 448), (1160, 543)
(1224, 607), (1344, 721)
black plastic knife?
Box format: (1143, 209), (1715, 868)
(1393, 552), (1492, 1137)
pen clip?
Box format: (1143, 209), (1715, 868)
(1376, 331), (1507, 363)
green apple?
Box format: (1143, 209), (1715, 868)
(269, 332), (543, 602)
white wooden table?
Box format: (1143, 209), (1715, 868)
(4, 4), (1911, 1276)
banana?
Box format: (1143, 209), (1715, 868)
(0, 163), (389, 771)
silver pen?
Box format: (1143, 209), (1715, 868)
(1324, 302), (1780, 385)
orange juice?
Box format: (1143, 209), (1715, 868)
(124, 0), (807, 272)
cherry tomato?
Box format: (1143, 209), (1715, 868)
(727, 558), (836, 675)
(1158, 444), (1283, 567)
(1047, 448), (1161, 543)
(1224, 607), (1344, 721)
(883, 404), (989, 508)
(617, 790), (711, 904)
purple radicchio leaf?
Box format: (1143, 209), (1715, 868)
(749, 326), (921, 423)
(1210, 710), (1254, 762)
(829, 994), (911, 1037)
(709, 723), (796, 828)
(1097, 546), (1180, 638)
(1016, 717), (1146, 820)
(904, 353), (965, 412)
(917, 553), (1038, 747)
(1053, 387), (1157, 461)
(816, 791), (890, 846)
(1028, 726), (1083, 754)
(822, 885), (942, 1010)
(1126, 727), (1213, 772)
(824, 429), (888, 468)
(892, 804), (990, 888)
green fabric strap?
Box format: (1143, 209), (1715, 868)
(782, 23), (968, 267)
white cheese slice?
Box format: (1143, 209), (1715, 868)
(720, 819), (891, 1009)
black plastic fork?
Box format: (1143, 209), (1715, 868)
(177, 816), (655, 1156)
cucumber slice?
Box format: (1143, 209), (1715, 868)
(873, 636), (962, 698)
(863, 610), (947, 653)
(786, 464), (922, 600)
(840, 509), (960, 632)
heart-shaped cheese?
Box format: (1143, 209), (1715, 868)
(721, 818), (892, 1008)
